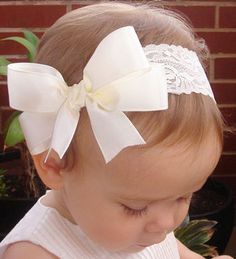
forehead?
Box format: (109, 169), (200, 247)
(103, 136), (221, 200)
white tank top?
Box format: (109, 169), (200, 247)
(0, 194), (180, 259)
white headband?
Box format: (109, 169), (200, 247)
(7, 26), (215, 163)
(144, 44), (214, 100)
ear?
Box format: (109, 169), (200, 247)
(32, 150), (64, 190)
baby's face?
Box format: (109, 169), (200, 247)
(60, 133), (221, 253)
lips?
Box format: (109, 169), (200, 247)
(137, 244), (154, 248)
(137, 235), (167, 247)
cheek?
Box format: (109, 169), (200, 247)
(63, 180), (143, 251)
(86, 216), (142, 251)
(74, 202), (143, 251)
(174, 202), (190, 228)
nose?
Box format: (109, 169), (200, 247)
(144, 206), (176, 233)
(145, 215), (175, 233)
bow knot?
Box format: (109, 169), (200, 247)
(65, 76), (120, 115)
(66, 81), (87, 114)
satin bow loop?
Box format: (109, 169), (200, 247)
(7, 26), (168, 163)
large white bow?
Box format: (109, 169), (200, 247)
(7, 26), (168, 163)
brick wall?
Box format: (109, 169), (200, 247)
(0, 0), (236, 197)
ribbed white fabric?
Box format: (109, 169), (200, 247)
(0, 195), (180, 259)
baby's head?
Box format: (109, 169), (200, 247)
(9, 2), (225, 253)
(34, 1), (223, 164)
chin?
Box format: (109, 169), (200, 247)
(120, 245), (146, 254)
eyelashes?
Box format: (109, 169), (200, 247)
(122, 204), (148, 217)
(121, 194), (193, 218)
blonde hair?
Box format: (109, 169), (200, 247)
(35, 2), (225, 169)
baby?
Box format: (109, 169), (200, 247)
(0, 2), (234, 259)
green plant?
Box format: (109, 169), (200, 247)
(0, 29), (39, 147)
(0, 168), (8, 198)
(3, 111), (24, 148)
(0, 168), (28, 198)
(175, 219), (218, 258)
(0, 30), (45, 198)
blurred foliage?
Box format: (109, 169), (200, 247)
(0, 168), (8, 198)
(0, 30), (39, 148)
(175, 219), (218, 258)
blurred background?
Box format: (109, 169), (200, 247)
(0, 0), (235, 257)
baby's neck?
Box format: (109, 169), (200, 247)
(41, 190), (76, 225)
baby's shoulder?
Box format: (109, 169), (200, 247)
(2, 241), (58, 259)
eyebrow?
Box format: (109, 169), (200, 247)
(118, 194), (174, 203)
(117, 182), (206, 203)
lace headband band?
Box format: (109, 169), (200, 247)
(7, 26), (215, 163)
(144, 44), (214, 100)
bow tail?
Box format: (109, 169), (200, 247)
(19, 112), (56, 155)
(48, 103), (80, 160)
(86, 99), (145, 163)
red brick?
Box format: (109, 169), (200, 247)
(0, 32), (43, 55)
(0, 5), (66, 28)
(223, 132), (236, 152)
(220, 107), (236, 127)
(0, 74), (7, 82)
(71, 4), (88, 10)
(211, 83), (236, 104)
(214, 154), (236, 175)
(0, 59), (28, 79)
(0, 133), (3, 150)
(0, 32), (25, 55)
(215, 58), (236, 80)
(219, 7), (236, 28)
(184, 0), (235, 1)
(72, 4), (215, 28)
(169, 6), (215, 28)
(1, 109), (14, 132)
(197, 32), (236, 54)
(0, 157), (24, 176)
(8, 57), (28, 63)
(0, 84), (9, 107)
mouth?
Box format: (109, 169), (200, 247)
(137, 243), (156, 248)
(137, 244), (152, 248)
(137, 235), (167, 247)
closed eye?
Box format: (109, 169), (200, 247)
(121, 204), (148, 217)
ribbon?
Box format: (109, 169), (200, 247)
(7, 26), (168, 163)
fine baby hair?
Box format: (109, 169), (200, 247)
(37, 2), (223, 160)
(12, 2), (224, 167)
(1, 1), (232, 259)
